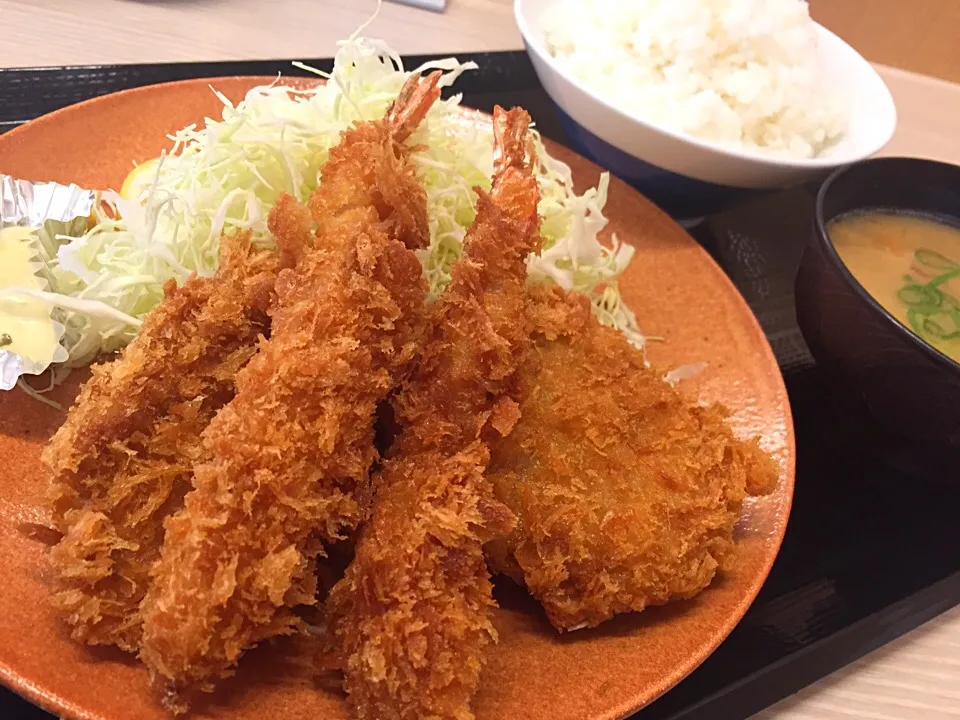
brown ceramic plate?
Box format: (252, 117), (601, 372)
(0, 77), (794, 720)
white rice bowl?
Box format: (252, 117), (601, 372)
(543, 0), (847, 158)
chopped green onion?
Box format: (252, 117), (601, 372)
(899, 248), (960, 346)
(915, 248), (959, 271)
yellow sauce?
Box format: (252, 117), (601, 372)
(829, 212), (960, 364)
(0, 226), (63, 371)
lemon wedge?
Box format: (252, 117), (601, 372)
(120, 157), (160, 201)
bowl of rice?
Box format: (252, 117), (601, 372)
(516, 0), (897, 219)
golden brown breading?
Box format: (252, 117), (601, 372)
(486, 286), (779, 632)
(44, 235), (278, 652)
(328, 443), (514, 720)
(138, 72), (442, 708)
(325, 107), (540, 720)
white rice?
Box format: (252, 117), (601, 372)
(543, 0), (847, 158)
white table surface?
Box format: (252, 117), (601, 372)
(2, 1), (959, 718)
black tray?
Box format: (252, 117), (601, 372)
(1, 51), (958, 720)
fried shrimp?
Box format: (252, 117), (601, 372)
(44, 235), (278, 652)
(325, 107), (541, 720)
(138, 71), (442, 709)
(485, 286), (780, 632)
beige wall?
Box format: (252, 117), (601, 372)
(810, 0), (960, 82)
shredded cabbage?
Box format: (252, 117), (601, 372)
(44, 34), (643, 370)
(664, 362), (707, 387)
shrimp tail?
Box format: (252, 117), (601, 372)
(492, 106), (535, 183)
(387, 71), (443, 142)
(478, 107), (541, 244)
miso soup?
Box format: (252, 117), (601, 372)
(828, 212), (960, 364)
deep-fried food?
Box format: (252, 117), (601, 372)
(328, 442), (514, 720)
(44, 235), (278, 652)
(138, 71), (442, 708)
(485, 286), (779, 632)
(325, 107), (539, 720)
(324, 106), (541, 720)
(486, 288), (779, 632)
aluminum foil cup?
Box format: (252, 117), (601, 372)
(0, 173), (99, 390)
